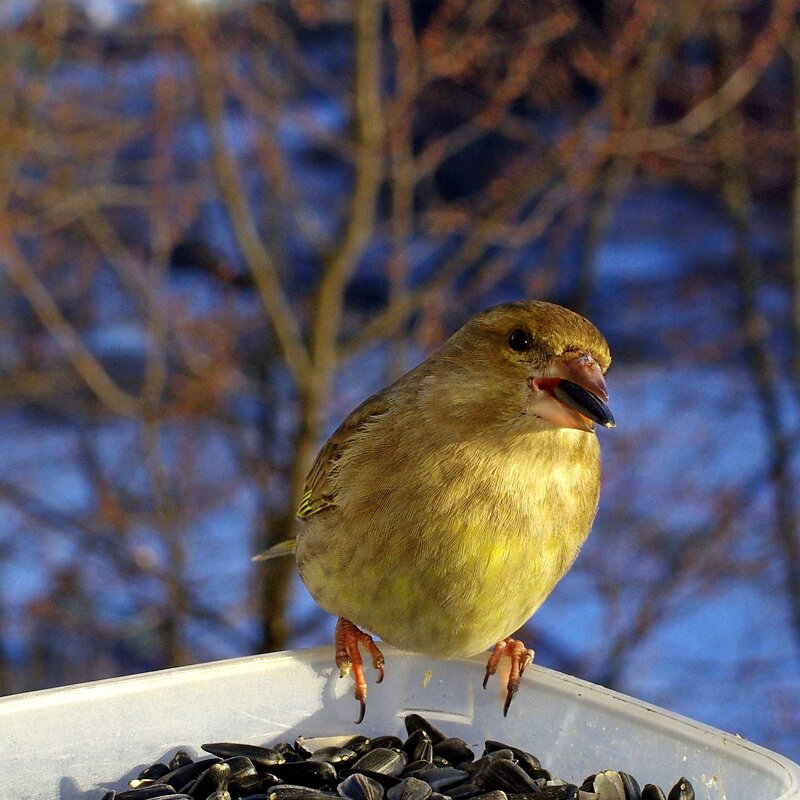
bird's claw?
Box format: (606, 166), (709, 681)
(483, 637), (534, 716)
(334, 617), (385, 724)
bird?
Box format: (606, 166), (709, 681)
(256, 300), (615, 721)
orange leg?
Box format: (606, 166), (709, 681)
(483, 636), (534, 716)
(334, 617), (385, 723)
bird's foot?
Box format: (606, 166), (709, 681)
(483, 636), (534, 716)
(334, 617), (385, 724)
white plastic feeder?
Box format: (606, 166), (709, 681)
(1, 646), (798, 800)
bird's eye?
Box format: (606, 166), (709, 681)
(508, 328), (532, 352)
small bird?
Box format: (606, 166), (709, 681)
(258, 301), (614, 721)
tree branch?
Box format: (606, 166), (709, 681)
(0, 226), (143, 417)
(181, 4), (312, 383)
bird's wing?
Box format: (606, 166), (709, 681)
(297, 393), (391, 520)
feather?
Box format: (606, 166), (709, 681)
(252, 539), (297, 561)
(296, 393), (390, 519)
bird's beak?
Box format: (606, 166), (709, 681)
(529, 352), (615, 432)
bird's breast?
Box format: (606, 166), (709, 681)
(298, 427), (601, 658)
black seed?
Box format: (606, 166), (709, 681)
(187, 762), (230, 799)
(234, 774), (283, 795)
(482, 744), (541, 777)
(369, 737), (404, 752)
(275, 743), (303, 762)
(138, 764), (171, 782)
(445, 783), (485, 800)
(620, 771), (642, 800)
(667, 778), (694, 800)
(346, 772), (403, 790)
(552, 379), (615, 428)
(271, 760), (339, 787)
(403, 715), (447, 745)
(402, 760), (433, 777)
(169, 753), (193, 771)
(432, 738), (474, 766)
(337, 772), (385, 800)
(306, 736), (361, 758)
(268, 786), (339, 800)
(411, 766), (470, 792)
(163, 759), (222, 791)
(295, 739), (315, 759)
(94, 712), (702, 800)
(513, 785), (576, 800)
(309, 747), (359, 766)
(465, 751), (515, 778)
(344, 737), (372, 757)
(222, 756), (257, 781)
(115, 786), (177, 800)
(476, 761), (539, 794)
(203, 744), (286, 769)
(401, 730), (433, 764)
(348, 749), (407, 777)
(386, 776), (433, 800)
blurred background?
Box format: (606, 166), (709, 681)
(1, 0), (800, 762)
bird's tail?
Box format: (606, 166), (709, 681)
(252, 539), (297, 561)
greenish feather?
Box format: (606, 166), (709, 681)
(251, 538), (297, 561)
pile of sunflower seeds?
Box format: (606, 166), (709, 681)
(102, 713), (694, 800)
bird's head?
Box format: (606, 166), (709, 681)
(434, 301), (614, 433)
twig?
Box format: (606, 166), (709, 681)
(606, 0), (799, 156)
(180, 3), (312, 383)
(0, 226), (143, 417)
(716, 7), (800, 654)
(790, 26), (800, 384)
(310, 0), (384, 377)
